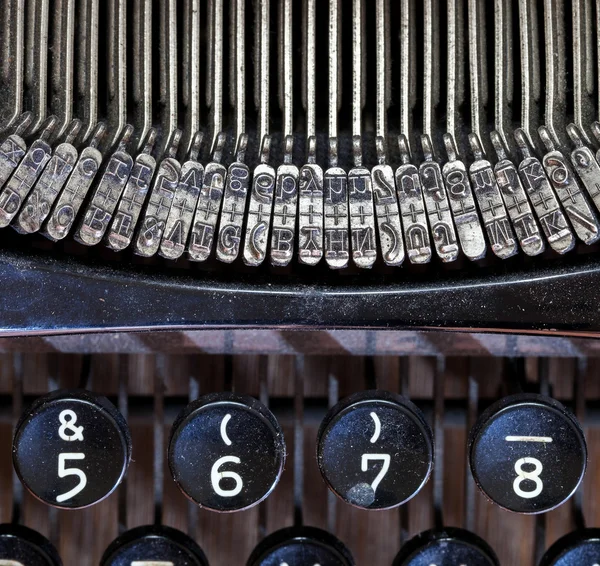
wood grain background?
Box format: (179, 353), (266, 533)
(0, 352), (598, 565)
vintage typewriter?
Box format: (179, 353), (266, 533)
(0, 0), (600, 564)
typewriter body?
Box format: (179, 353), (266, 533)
(0, 0), (600, 564)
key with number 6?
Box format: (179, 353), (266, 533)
(469, 393), (587, 514)
(12, 389), (132, 509)
(168, 392), (286, 512)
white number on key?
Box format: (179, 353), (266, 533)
(56, 453), (87, 503)
(131, 562), (175, 566)
(211, 455), (243, 497)
(513, 457), (543, 499)
(0, 561), (26, 566)
(361, 454), (391, 494)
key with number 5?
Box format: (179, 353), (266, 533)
(12, 389), (132, 509)
(469, 393), (587, 514)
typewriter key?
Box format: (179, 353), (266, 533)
(0, 524), (62, 565)
(317, 390), (434, 510)
(469, 393), (587, 514)
(539, 528), (600, 565)
(392, 527), (499, 566)
(12, 389), (132, 509)
(168, 392), (286, 512)
(101, 525), (208, 566)
(246, 526), (355, 566)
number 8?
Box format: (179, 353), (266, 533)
(513, 457), (543, 499)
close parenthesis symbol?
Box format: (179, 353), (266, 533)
(381, 221), (399, 262)
(369, 412), (381, 444)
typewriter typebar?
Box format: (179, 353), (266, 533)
(0, 0), (598, 333)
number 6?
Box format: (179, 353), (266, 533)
(211, 456), (243, 497)
(56, 453), (87, 503)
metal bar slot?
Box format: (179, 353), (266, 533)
(24, 0), (49, 134)
(493, 0), (513, 151)
(117, 355), (129, 534)
(132, 0), (152, 151)
(467, 0), (489, 148)
(433, 356), (445, 529)
(50, 0), (75, 141)
(572, 0), (595, 142)
(106, 0), (127, 151)
(0, 0), (24, 131)
(293, 356), (304, 527)
(153, 356), (166, 525)
(446, 0), (465, 143)
(423, 0), (440, 143)
(543, 0), (567, 147)
(159, 0), (178, 156)
(182, 0), (201, 156)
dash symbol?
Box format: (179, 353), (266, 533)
(505, 436), (553, 443)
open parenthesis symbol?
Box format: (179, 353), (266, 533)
(220, 413), (232, 446)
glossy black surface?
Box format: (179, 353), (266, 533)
(100, 525), (208, 566)
(0, 523), (62, 565)
(392, 527), (499, 566)
(539, 529), (600, 566)
(317, 390), (433, 509)
(469, 394), (587, 514)
(246, 526), (355, 566)
(168, 392), (286, 512)
(12, 389), (131, 509)
(1, 246), (600, 333)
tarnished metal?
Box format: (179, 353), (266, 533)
(0, 116), (56, 227)
(134, 130), (182, 257)
(514, 128), (574, 255)
(43, 122), (105, 241)
(15, 119), (81, 234)
(106, 129), (157, 251)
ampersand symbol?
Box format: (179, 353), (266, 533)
(58, 409), (84, 441)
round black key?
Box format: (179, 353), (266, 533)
(168, 392), (286, 512)
(392, 527), (499, 566)
(469, 393), (587, 514)
(316, 390), (434, 510)
(247, 526), (355, 566)
(101, 525), (208, 566)
(0, 524), (62, 565)
(539, 529), (600, 565)
(12, 389), (132, 509)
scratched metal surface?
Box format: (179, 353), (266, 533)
(0, 351), (598, 565)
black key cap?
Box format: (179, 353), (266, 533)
(0, 524), (62, 565)
(247, 526), (355, 566)
(539, 529), (600, 566)
(12, 389), (132, 509)
(393, 527), (499, 566)
(101, 525), (208, 566)
(168, 392), (286, 512)
(316, 390), (434, 509)
(468, 393), (587, 513)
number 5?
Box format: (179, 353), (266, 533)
(361, 454), (391, 494)
(56, 453), (87, 503)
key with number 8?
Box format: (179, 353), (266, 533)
(12, 389), (132, 509)
(468, 393), (587, 514)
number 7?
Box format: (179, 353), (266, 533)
(361, 454), (391, 494)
